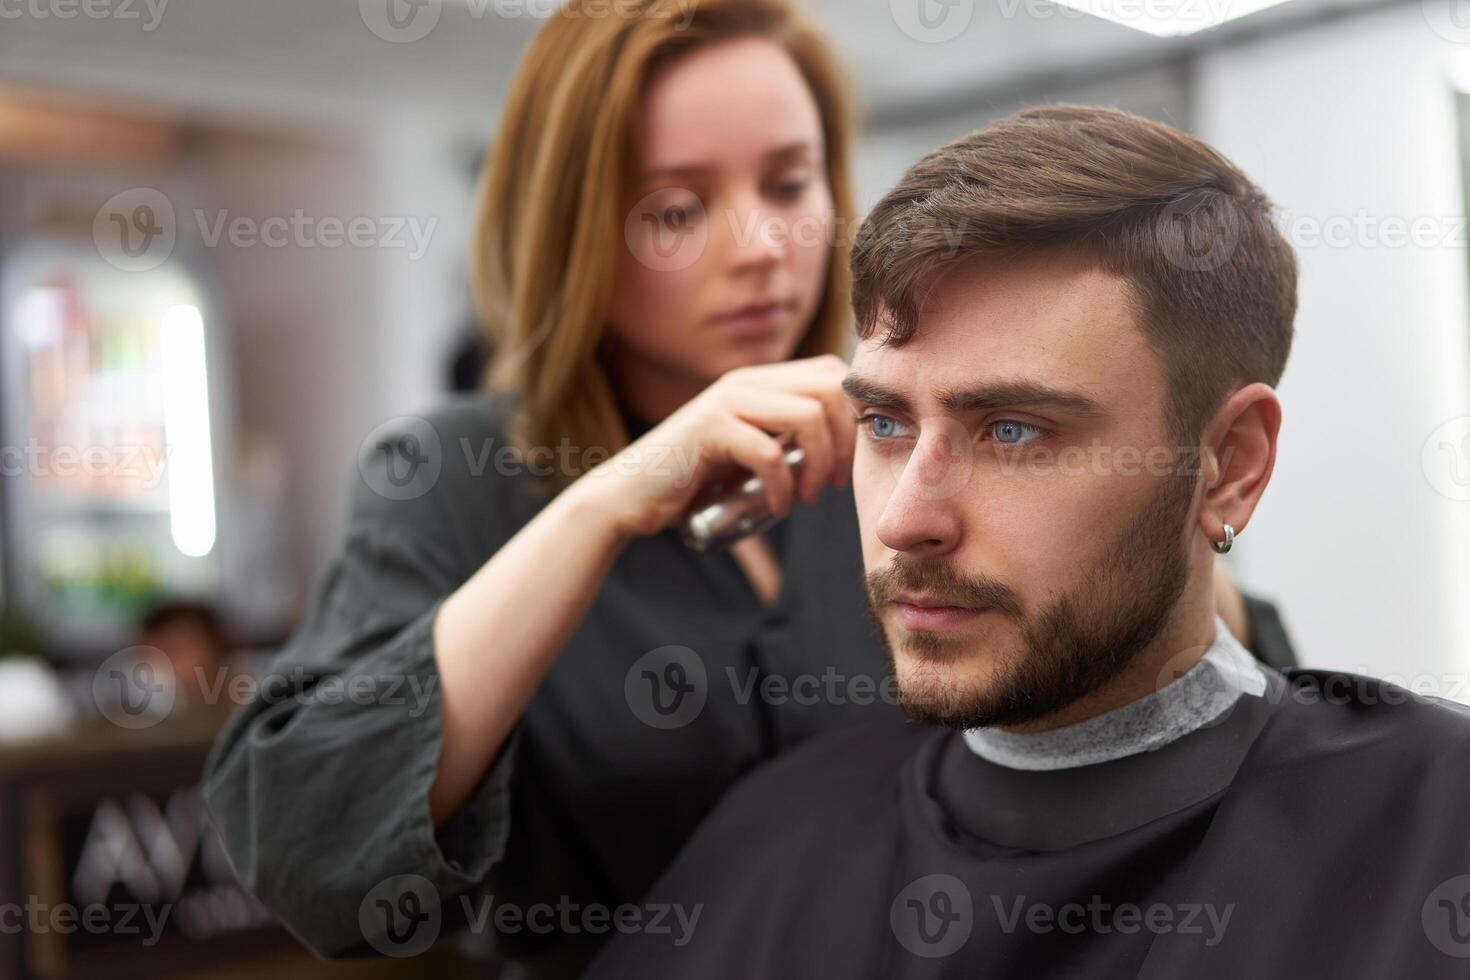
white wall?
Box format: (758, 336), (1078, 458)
(854, 65), (1190, 214)
(196, 130), (382, 599)
(229, 112), (483, 591)
(365, 115), (484, 427)
(192, 110), (487, 594)
(1194, 2), (1470, 689)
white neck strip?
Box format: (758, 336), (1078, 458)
(961, 617), (1267, 771)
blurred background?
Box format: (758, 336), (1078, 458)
(0, 0), (1467, 976)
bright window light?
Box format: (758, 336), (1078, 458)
(160, 304), (216, 558)
(12, 287), (64, 349)
(1449, 54), (1470, 94)
(1050, 0), (1297, 37)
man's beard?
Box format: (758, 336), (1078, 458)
(864, 474), (1195, 730)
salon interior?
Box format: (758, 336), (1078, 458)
(0, 0), (1467, 977)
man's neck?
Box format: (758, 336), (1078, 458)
(964, 608), (1268, 771)
(998, 588), (1218, 735)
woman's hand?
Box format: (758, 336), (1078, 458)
(580, 354), (857, 539)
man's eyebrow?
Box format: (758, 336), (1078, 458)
(842, 374), (915, 415)
(842, 374), (1106, 418)
(641, 141), (815, 183)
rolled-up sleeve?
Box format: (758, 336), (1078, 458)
(202, 422), (519, 958)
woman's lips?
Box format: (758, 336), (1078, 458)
(892, 602), (988, 632)
(711, 301), (789, 336)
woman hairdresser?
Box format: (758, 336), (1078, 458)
(202, 1), (1296, 976)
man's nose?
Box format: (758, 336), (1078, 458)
(873, 429), (972, 557)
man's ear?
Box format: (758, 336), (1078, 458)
(1197, 382), (1281, 550)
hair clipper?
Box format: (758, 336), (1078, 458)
(680, 446), (807, 552)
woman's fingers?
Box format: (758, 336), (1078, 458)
(761, 355), (856, 489)
(713, 355), (853, 497)
(602, 355), (857, 539)
(714, 417), (795, 517)
(711, 387), (836, 503)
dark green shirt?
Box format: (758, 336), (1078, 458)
(201, 390), (1296, 977)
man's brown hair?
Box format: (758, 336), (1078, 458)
(850, 104), (1297, 444)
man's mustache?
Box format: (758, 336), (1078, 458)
(866, 556), (1024, 617)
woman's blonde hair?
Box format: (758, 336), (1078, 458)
(472, 0), (857, 492)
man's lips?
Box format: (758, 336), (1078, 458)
(890, 595), (990, 632)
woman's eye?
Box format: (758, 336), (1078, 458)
(659, 199), (703, 228)
(768, 179), (808, 202)
(990, 420), (1045, 445)
(858, 413), (910, 440)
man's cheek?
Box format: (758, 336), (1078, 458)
(975, 507), (1060, 598)
(850, 456), (891, 550)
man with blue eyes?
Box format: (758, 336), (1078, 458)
(587, 105), (1470, 979)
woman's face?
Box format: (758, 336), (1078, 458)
(610, 37), (836, 405)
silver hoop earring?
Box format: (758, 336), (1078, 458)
(1211, 523), (1235, 555)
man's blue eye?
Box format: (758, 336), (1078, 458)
(992, 420), (1043, 445)
(865, 415), (905, 439)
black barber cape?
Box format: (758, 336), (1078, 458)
(586, 665), (1470, 978)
